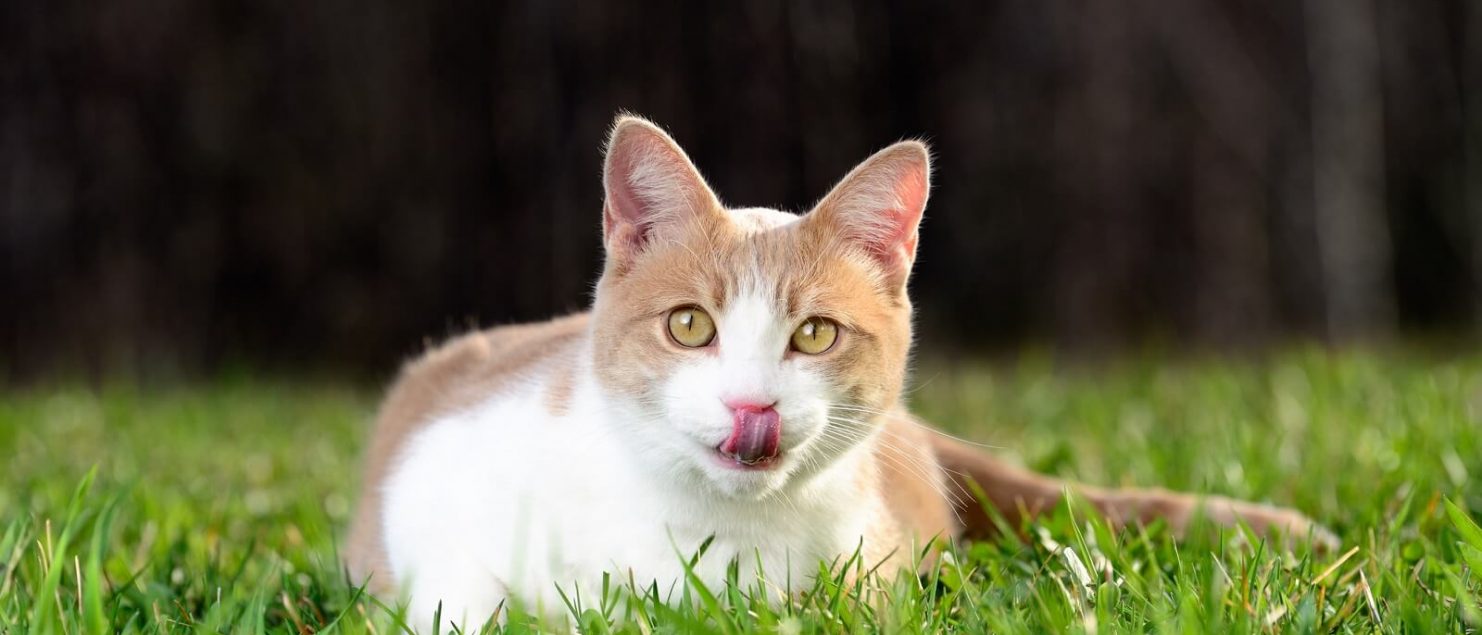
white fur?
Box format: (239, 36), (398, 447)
(729, 206), (800, 232)
(380, 207), (887, 631)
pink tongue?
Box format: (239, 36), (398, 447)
(721, 407), (781, 464)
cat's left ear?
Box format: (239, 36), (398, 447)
(807, 141), (931, 293)
(602, 116), (724, 273)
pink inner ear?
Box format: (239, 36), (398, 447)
(895, 167), (929, 220)
(867, 211), (918, 272)
(869, 166), (927, 266)
(602, 129), (683, 256)
(808, 141), (931, 286)
(602, 202), (645, 254)
(604, 135), (660, 229)
(894, 168), (928, 253)
(601, 120), (722, 265)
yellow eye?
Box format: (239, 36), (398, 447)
(791, 317), (839, 354)
(667, 307), (716, 348)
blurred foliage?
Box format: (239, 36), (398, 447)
(1, 350), (1479, 631)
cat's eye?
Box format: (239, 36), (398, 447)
(667, 307), (716, 348)
(791, 317), (839, 355)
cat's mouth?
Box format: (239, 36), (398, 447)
(712, 406), (783, 470)
(712, 446), (780, 470)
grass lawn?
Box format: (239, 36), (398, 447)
(2, 349), (1480, 633)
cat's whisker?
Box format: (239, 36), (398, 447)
(822, 413), (969, 460)
(813, 421), (970, 515)
(816, 425), (981, 524)
(902, 371), (944, 396)
(807, 429), (968, 527)
(818, 416), (973, 511)
(827, 404), (1003, 451)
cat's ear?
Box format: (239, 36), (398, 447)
(808, 141), (931, 292)
(602, 116), (723, 271)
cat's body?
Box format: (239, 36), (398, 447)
(346, 116), (1330, 630)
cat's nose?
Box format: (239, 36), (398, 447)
(721, 396), (777, 412)
(720, 404), (782, 465)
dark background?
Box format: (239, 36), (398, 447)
(3, 1), (1479, 380)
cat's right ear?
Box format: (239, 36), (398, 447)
(806, 141), (931, 294)
(602, 116), (723, 272)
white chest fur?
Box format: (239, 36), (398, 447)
(378, 363), (886, 628)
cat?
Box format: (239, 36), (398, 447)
(345, 114), (1333, 629)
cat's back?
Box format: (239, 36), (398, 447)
(376, 311), (589, 437)
(345, 312), (591, 587)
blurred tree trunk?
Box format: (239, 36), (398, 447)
(1141, 0), (1281, 347)
(1469, 0), (1482, 330)
(6, 0), (1476, 377)
(1051, 2), (1146, 351)
(1304, 0), (1395, 341)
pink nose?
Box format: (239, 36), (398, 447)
(720, 405), (782, 465)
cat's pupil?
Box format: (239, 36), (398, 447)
(679, 312), (693, 331)
(802, 322), (816, 339)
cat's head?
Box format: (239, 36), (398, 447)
(590, 115), (929, 500)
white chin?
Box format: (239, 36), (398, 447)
(696, 457), (787, 499)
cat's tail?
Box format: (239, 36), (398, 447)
(929, 435), (1340, 549)
(928, 435), (1071, 539)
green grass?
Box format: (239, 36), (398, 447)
(2, 349), (1480, 633)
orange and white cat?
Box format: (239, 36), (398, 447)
(346, 115), (1331, 629)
